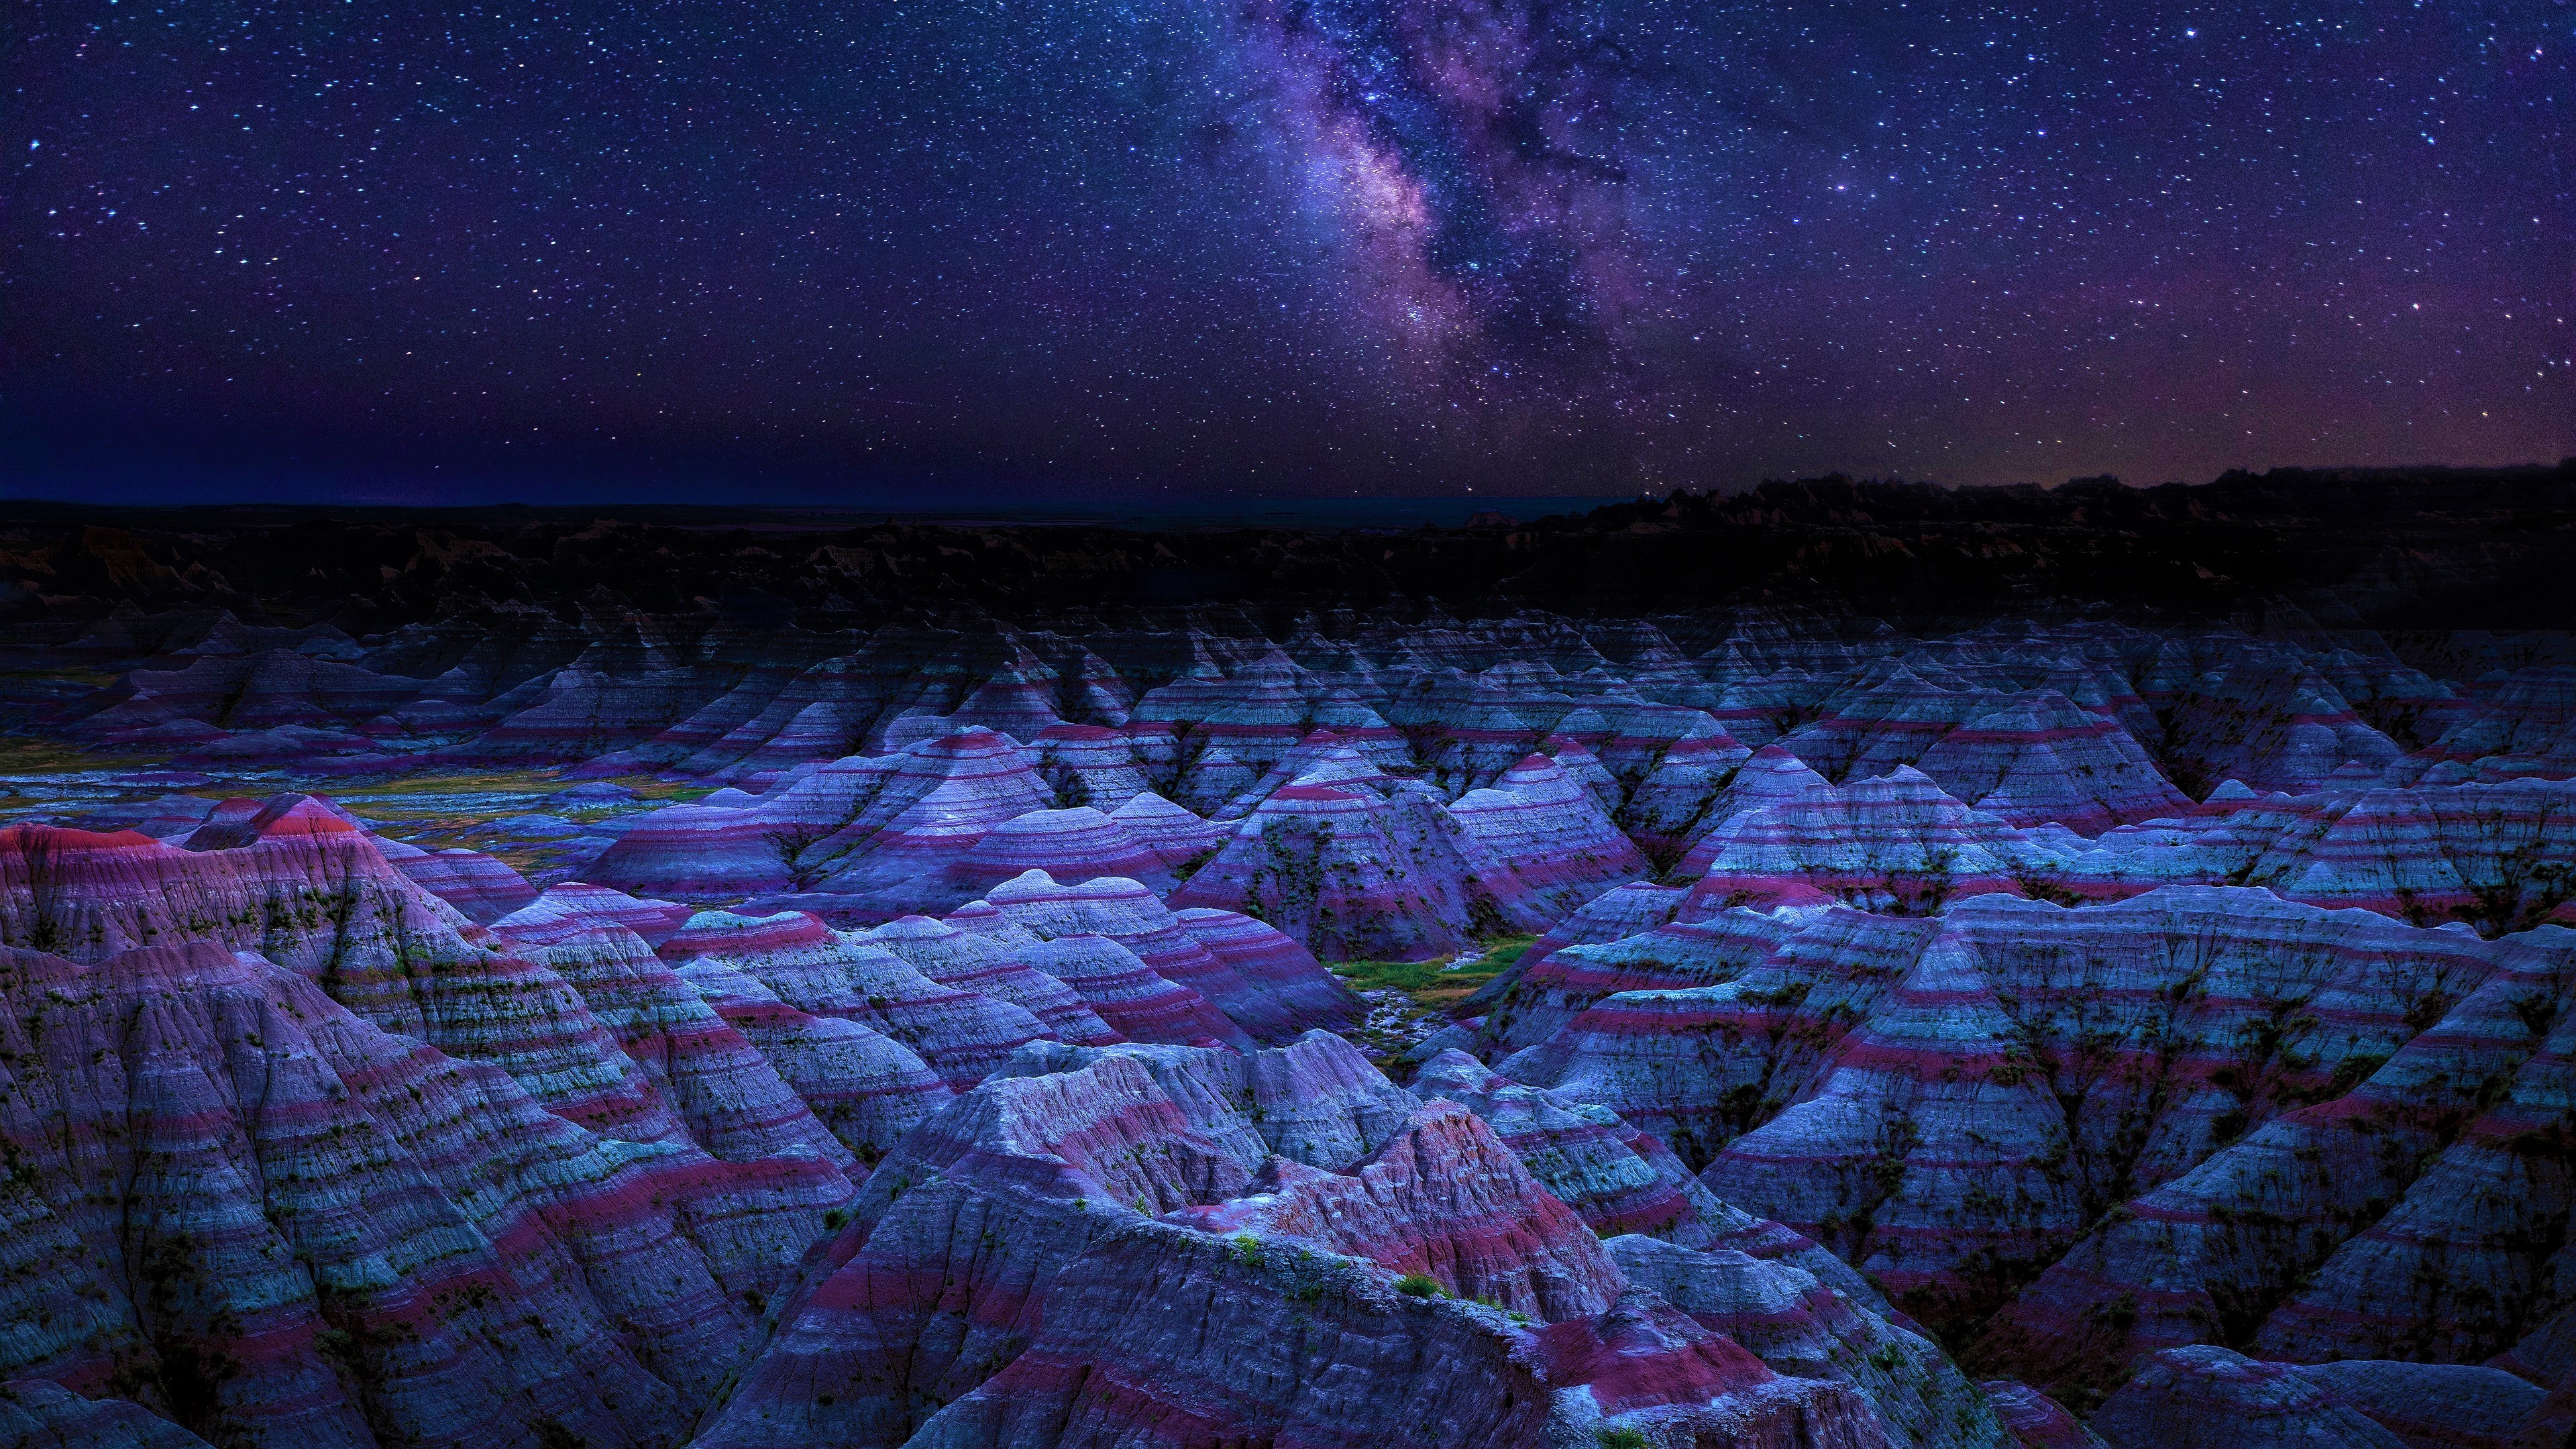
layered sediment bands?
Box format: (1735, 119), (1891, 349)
(2038, 774), (2576, 936)
(2086, 1346), (2423, 1449)
(1166, 775), (1509, 959)
(1619, 733), (1756, 868)
(1171, 1100), (1629, 1322)
(523, 881), (695, 947)
(998, 1032), (1418, 1173)
(13, 503), (2576, 1446)
(372, 837), (538, 924)
(982, 871), (1356, 1043)
(904, 1224), (1884, 1449)
(671, 959), (955, 1168)
(1407, 1051), (1888, 1311)
(1611, 1236), (2013, 1449)
(1102, 790), (1226, 869)
(2408, 664), (2576, 780)
(2159, 653), (2406, 796)
(0, 809), (721, 1148)
(702, 1038), (1888, 1449)
(1980, 1381), (2109, 1448)
(1485, 906), (1931, 1097)
(1481, 884), (2570, 1387)
(1686, 767), (2062, 915)
(1672, 745), (1840, 875)
(589, 725), (1057, 911)
(655, 908), (1051, 1089)
(490, 892), (863, 1166)
(1772, 667), (2182, 836)
(940, 806), (1172, 901)
(1974, 920), (2575, 1395)
(1446, 753), (1650, 922)
(1411, 1049), (1729, 1246)
(2273, 776), (2576, 933)
(1909, 692), (2189, 835)
(0, 942), (843, 1449)
(0, 1380), (219, 1448)
(0, 803), (468, 969)
(861, 914), (1123, 1046)
(1167, 906), (1362, 1034)
(1461, 880), (1690, 1020)
(1015, 934), (1249, 1047)
(684, 1053), (1269, 1449)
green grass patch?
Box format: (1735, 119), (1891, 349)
(320, 767), (578, 799)
(318, 767), (710, 803)
(1328, 934), (1532, 1000)
(1328, 936), (1534, 1061)
(0, 735), (122, 776)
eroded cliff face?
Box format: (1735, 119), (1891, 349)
(3, 547), (2574, 1448)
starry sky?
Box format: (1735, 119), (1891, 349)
(7, 0), (2570, 502)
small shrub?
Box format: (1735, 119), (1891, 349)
(1597, 1429), (1650, 1449)
(1394, 1273), (1446, 1299)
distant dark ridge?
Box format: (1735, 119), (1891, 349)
(3, 462), (2569, 633)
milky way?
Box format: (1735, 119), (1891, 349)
(5, 0), (2569, 499)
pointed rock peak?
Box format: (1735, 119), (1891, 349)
(1851, 657), (1929, 689)
(1020, 932), (1152, 975)
(2206, 777), (2259, 802)
(1283, 746), (1387, 790)
(996, 641), (1055, 678)
(1032, 720), (1122, 743)
(985, 868), (1163, 911)
(985, 867), (1065, 902)
(993, 805), (1118, 833)
(182, 792), (368, 850)
(659, 908), (836, 959)
(923, 723), (1014, 754)
(1111, 791), (1205, 826)
(101, 940), (275, 992)
(2091, 1346), (2404, 1449)
(488, 892), (649, 951)
(1855, 765), (1960, 800)
(1260, 780), (1369, 809)
(1411, 1048), (1498, 1099)
(1747, 742), (1818, 771)
(1978, 1381), (2097, 1448)
(2324, 758), (2381, 786)
(1960, 697), (2051, 733)
(0, 820), (163, 851)
(868, 913), (959, 944)
(1652, 732), (1743, 759)
(509, 881), (692, 946)
(2288, 682), (2351, 718)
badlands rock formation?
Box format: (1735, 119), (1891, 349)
(3, 480), (2574, 1446)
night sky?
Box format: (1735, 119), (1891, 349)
(7, 0), (2570, 502)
